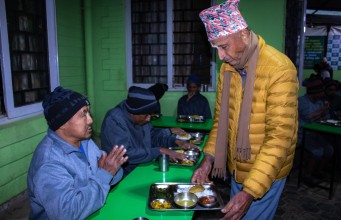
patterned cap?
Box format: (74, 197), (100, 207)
(199, 0), (247, 41)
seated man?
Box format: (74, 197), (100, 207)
(148, 82), (169, 115)
(324, 78), (341, 119)
(177, 74), (212, 119)
(101, 86), (197, 176)
(148, 83), (186, 135)
(27, 87), (128, 220)
(298, 78), (334, 184)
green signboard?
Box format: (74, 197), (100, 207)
(304, 36), (326, 68)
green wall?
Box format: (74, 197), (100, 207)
(0, 116), (46, 205)
(90, 0), (127, 136)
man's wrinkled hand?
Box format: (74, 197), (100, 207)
(191, 155), (213, 184)
(220, 191), (253, 220)
(160, 148), (187, 163)
(98, 145), (128, 176)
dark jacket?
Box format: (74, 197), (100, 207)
(101, 101), (176, 176)
(177, 93), (212, 119)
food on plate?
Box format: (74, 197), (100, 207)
(198, 195), (217, 207)
(179, 133), (190, 138)
(150, 199), (172, 209)
(175, 199), (196, 207)
(150, 187), (173, 199)
(180, 160), (194, 166)
(189, 184), (205, 193)
(176, 133), (191, 140)
(174, 192), (198, 208)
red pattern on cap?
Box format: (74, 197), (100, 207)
(199, 0), (247, 41)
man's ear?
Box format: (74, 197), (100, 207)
(240, 29), (249, 40)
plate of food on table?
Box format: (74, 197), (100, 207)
(148, 183), (224, 211)
(177, 115), (205, 123)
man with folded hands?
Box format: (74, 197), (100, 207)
(27, 87), (128, 220)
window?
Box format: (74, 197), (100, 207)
(0, 0), (59, 122)
(126, 0), (216, 90)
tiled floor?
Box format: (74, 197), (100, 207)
(1, 166), (340, 220)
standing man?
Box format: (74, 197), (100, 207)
(191, 1), (298, 219)
(28, 87), (128, 220)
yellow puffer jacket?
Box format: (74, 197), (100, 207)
(204, 35), (298, 199)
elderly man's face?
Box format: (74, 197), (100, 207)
(210, 30), (249, 67)
(58, 105), (93, 146)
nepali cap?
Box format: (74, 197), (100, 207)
(199, 0), (248, 41)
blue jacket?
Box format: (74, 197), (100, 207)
(298, 94), (330, 145)
(27, 129), (123, 220)
(177, 93), (212, 119)
(101, 101), (176, 175)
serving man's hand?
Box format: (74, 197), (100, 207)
(191, 155), (213, 183)
(98, 145), (128, 176)
(220, 191), (253, 220)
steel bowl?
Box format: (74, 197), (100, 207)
(174, 192), (198, 209)
(198, 195), (218, 208)
(189, 132), (204, 140)
(184, 150), (200, 157)
(150, 198), (172, 210)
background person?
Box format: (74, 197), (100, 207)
(27, 87), (128, 220)
(323, 78), (341, 119)
(191, 1), (298, 219)
(177, 74), (212, 119)
(101, 86), (198, 176)
(313, 57), (334, 79)
(298, 78), (334, 185)
(148, 83), (186, 135)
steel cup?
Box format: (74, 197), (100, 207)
(159, 154), (169, 172)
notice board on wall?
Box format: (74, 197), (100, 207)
(304, 36), (326, 68)
(304, 26), (327, 69)
(304, 26), (341, 70)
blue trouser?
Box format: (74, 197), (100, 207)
(230, 177), (286, 220)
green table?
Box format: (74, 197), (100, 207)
(297, 122), (341, 199)
(88, 137), (207, 220)
(151, 116), (213, 132)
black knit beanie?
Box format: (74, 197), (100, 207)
(42, 86), (90, 131)
(148, 83), (168, 100)
(125, 86), (158, 115)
